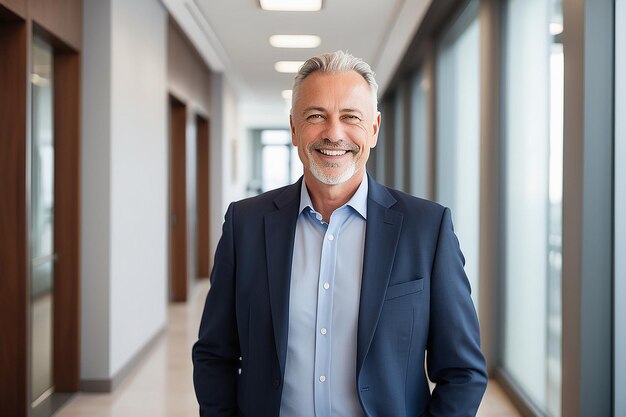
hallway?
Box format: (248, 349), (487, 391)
(55, 280), (520, 417)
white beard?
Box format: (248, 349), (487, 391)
(308, 157), (358, 185)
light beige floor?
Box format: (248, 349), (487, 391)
(56, 280), (520, 417)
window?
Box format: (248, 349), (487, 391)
(435, 0), (481, 310)
(501, 0), (563, 415)
(249, 129), (302, 194)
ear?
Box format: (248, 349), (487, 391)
(370, 111), (381, 148)
(290, 114), (297, 146)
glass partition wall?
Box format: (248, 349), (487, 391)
(435, 0), (481, 311)
(502, 0), (563, 415)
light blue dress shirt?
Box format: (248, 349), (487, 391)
(279, 176), (368, 417)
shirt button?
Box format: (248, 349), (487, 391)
(327, 234), (334, 241)
(319, 375), (326, 382)
(316, 213), (322, 220)
(320, 327), (327, 335)
(323, 282), (330, 290)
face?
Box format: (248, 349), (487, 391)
(290, 70), (381, 188)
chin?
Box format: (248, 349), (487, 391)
(310, 164), (358, 186)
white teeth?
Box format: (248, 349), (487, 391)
(319, 149), (347, 156)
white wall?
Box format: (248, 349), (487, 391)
(209, 75), (246, 255)
(81, 0), (112, 380)
(109, 0), (168, 377)
(81, 0), (168, 382)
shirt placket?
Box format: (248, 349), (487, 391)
(313, 208), (347, 417)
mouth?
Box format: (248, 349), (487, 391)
(318, 149), (348, 157)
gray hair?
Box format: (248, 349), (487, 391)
(291, 50), (379, 114)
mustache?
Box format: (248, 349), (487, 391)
(308, 139), (359, 153)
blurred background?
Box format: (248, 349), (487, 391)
(0, 0), (624, 416)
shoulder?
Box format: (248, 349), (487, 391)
(229, 180), (301, 215)
(368, 176), (446, 218)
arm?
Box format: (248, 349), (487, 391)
(426, 208), (488, 417)
(192, 203), (240, 416)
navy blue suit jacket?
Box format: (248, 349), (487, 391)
(192, 175), (487, 417)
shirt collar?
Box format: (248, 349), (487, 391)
(298, 174), (369, 220)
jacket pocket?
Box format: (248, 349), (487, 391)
(384, 278), (424, 300)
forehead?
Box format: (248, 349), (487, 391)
(296, 70), (374, 109)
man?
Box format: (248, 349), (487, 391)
(192, 51), (487, 417)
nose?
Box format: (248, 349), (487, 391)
(323, 117), (344, 143)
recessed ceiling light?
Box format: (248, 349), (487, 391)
(259, 0), (322, 12)
(275, 61), (305, 73)
(270, 35), (321, 49)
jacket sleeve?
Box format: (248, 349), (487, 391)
(192, 203), (240, 416)
(426, 207), (488, 417)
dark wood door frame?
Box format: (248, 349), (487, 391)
(53, 43), (81, 394)
(0, 11), (29, 416)
(0, 8), (81, 416)
(196, 115), (210, 279)
(169, 95), (188, 302)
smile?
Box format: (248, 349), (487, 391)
(318, 149), (348, 156)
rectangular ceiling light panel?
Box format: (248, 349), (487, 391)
(269, 35), (321, 48)
(275, 61), (305, 73)
(260, 0), (322, 11)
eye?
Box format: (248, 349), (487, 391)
(306, 114), (325, 123)
(342, 114), (362, 124)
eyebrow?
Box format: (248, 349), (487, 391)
(302, 106), (327, 115)
(301, 106), (364, 116)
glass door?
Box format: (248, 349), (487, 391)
(30, 36), (56, 408)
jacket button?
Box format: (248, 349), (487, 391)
(273, 378), (281, 389)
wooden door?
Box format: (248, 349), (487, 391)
(169, 96), (187, 302)
(196, 115), (210, 278)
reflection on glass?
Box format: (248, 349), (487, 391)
(435, 0), (481, 311)
(30, 36), (55, 407)
(502, 0), (562, 415)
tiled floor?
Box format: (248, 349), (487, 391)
(56, 280), (520, 417)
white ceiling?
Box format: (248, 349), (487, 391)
(163, 0), (430, 127)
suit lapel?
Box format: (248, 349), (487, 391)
(357, 177), (403, 374)
(265, 180), (301, 377)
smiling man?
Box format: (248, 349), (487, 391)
(192, 51), (487, 417)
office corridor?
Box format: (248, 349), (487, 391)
(55, 280), (520, 417)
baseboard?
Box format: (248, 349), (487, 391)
(494, 368), (548, 417)
(80, 326), (165, 393)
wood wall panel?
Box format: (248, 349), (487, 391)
(53, 50), (81, 392)
(170, 97), (188, 302)
(0, 17), (29, 417)
(29, 0), (81, 50)
(167, 16), (211, 115)
(196, 116), (210, 278)
(0, 0), (26, 18)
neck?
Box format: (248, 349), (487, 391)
(304, 170), (365, 222)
